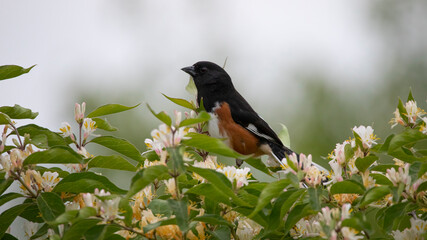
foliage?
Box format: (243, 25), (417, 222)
(0, 65), (426, 239)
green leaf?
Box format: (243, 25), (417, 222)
(185, 77), (197, 96)
(407, 89), (415, 102)
(162, 93), (195, 110)
(88, 155), (136, 172)
(359, 186), (391, 208)
(17, 124), (67, 148)
(84, 224), (122, 240)
(182, 132), (244, 158)
(167, 147), (185, 173)
(186, 183), (231, 205)
(92, 117), (117, 131)
(179, 111), (210, 127)
(167, 198), (189, 232)
(0, 112), (11, 125)
(388, 129), (427, 162)
(0, 104), (38, 119)
(2, 233), (18, 240)
(188, 166), (250, 207)
(370, 164), (399, 172)
(268, 189), (306, 231)
(148, 199), (173, 217)
(308, 187), (322, 211)
(51, 207), (98, 225)
(142, 218), (177, 233)
(90, 136), (143, 162)
(62, 218), (101, 240)
(30, 223), (49, 240)
(87, 103), (140, 118)
(244, 158), (272, 176)
(278, 124), (291, 148)
(209, 226), (231, 240)
(381, 202), (409, 231)
(283, 203), (315, 235)
(24, 146), (82, 165)
(397, 98), (409, 122)
(344, 143), (354, 161)
(0, 177), (13, 195)
(53, 172), (126, 194)
(370, 173), (393, 186)
(341, 212), (372, 234)
(193, 214), (233, 227)
(249, 179), (291, 218)
(353, 131), (364, 149)
(19, 202), (43, 223)
(417, 181), (427, 193)
(0, 203), (32, 238)
(0, 64), (35, 81)
(355, 155), (378, 173)
(37, 192), (65, 222)
(146, 104), (172, 126)
(0, 192), (24, 206)
(127, 165), (169, 198)
(330, 180), (365, 195)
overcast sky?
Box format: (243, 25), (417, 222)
(1, 1), (383, 130)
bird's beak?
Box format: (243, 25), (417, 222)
(181, 65), (197, 77)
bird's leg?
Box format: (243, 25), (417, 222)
(235, 158), (243, 168)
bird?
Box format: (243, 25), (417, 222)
(181, 61), (325, 171)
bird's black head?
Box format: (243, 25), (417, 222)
(181, 61), (234, 89)
(181, 61), (236, 110)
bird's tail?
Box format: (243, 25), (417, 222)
(269, 143), (329, 174)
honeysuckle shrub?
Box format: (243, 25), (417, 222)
(0, 65), (426, 240)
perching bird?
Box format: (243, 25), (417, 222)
(181, 61), (324, 170)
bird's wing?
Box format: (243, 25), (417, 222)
(226, 92), (284, 147)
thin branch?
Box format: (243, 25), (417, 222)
(11, 171), (38, 198)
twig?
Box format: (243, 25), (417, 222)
(11, 171), (38, 198)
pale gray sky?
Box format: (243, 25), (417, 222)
(0, 1), (382, 130)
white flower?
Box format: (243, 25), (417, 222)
(329, 160), (343, 183)
(341, 204), (352, 221)
(290, 217), (322, 238)
(99, 197), (123, 222)
(77, 147), (92, 158)
(236, 217), (262, 240)
(144, 139), (163, 156)
(392, 218), (427, 240)
(24, 221), (39, 239)
(420, 117), (427, 135)
(386, 163), (411, 186)
(82, 118), (97, 140)
(319, 207), (333, 226)
(361, 170), (376, 189)
(59, 122), (74, 141)
(332, 141), (351, 165)
(41, 171), (61, 192)
(390, 108), (405, 128)
(82, 193), (95, 207)
(193, 155), (218, 182)
(217, 166), (251, 189)
(65, 201), (80, 211)
(174, 110), (182, 126)
(74, 102), (86, 123)
(163, 178), (177, 199)
(404, 100), (424, 124)
(0, 154), (11, 178)
(145, 123), (194, 153)
(305, 165), (322, 187)
(352, 125), (377, 149)
(341, 227), (363, 240)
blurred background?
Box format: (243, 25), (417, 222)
(1, 0), (427, 168)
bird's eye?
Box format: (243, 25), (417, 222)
(200, 67), (208, 73)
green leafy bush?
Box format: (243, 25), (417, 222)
(0, 65), (426, 239)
